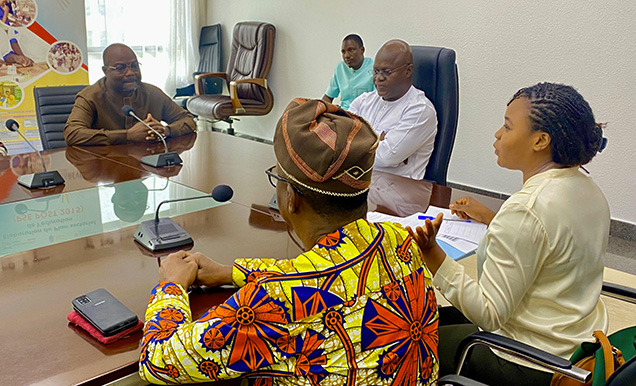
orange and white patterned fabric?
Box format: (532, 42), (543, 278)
(140, 219), (438, 385)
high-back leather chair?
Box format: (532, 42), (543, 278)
(187, 21), (276, 134)
(197, 24), (223, 79)
(411, 46), (459, 186)
(173, 24), (223, 108)
(33, 85), (86, 150)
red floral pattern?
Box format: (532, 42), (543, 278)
(362, 269), (438, 385)
(159, 308), (184, 322)
(206, 282), (289, 372)
(201, 326), (225, 351)
(140, 219), (438, 386)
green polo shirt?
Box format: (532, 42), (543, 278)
(325, 57), (374, 110)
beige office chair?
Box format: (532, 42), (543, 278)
(186, 22), (276, 134)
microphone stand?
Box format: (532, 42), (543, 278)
(14, 130), (47, 171)
(154, 194), (213, 223)
(135, 193), (218, 252)
(12, 130), (65, 189)
(126, 111), (182, 168)
(152, 194), (212, 239)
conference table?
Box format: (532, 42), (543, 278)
(0, 131), (451, 386)
(2, 131), (633, 386)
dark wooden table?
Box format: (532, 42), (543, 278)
(0, 131), (449, 386)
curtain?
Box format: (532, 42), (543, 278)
(164, 0), (202, 97)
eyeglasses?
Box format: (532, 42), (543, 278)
(106, 61), (141, 73)
(370, 63), (411, 78)
(265, 165), (304, 195)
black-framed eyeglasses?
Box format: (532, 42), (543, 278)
(106, 61), (141, 73)
(265, 165), (304, 195)
(370, 62), (411, 78)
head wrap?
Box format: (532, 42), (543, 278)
(273, 98), (378, 197)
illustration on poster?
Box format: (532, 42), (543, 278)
(0, 0), (37, 28)
(0, 81), (21, 109)
(48, 41), (83, 74)
(0, 0), (88, 155)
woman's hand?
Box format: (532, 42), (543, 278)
(449, 197), (496, 225)
(409, 213), (443, 250)
(407, 213), (447, 275)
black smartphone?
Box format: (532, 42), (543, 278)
(72, 288), (139, 337)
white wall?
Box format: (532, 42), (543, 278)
(207, 0), (636, 225)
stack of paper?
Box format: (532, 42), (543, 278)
(367, 206), (487, 260)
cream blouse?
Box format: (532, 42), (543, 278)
(434, 167), (609, 361)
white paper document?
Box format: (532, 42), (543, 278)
(367, 206), (487, 260)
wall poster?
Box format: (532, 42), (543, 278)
(0, 0), (88, 154)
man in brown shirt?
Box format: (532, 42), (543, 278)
(64, 43), (195, 146)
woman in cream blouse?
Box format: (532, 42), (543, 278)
(410, 82), (609, 385)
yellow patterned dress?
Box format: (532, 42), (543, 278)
(140, 219), (439, 385)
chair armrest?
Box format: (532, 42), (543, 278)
(229, 78), (268, 113)
(174, 84), (195, 98)
(602, 282), (636, 304)
(456, 331), (591, 383)
(438, 374), (488, 386)
(194, 72), (227, 95)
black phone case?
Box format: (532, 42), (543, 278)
(72, 288), (139, 337)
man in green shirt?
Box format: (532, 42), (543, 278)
(322, 34), (374, 110)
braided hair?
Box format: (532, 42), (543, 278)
(508, 82), (605, 166)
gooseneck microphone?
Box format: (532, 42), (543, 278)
(134, 184), (234, 251)
(7, 120), (46, 169)
(153, 184), (233, 224)
(6, 119), (65, 189)
(121, 105), (182, 168)
(121, 105), (169, 154)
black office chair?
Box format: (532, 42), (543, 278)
(606, 355), (636, 385)
(438, 282), (636, 386)
(438, 374), (487, 386)
(173, 24), (223, 109)
(33, 85), (86, 150)
(411, 46), (459, 186)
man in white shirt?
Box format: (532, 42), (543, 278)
(349, 40), (437, 180)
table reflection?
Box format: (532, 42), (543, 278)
(66, 132), (197, 180)
(368, 170), (435, 217)
(10, 152), (51, 175)
(65, 146), (147, 183)
(0, 176), (225, 258)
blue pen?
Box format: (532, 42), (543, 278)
(418, 215), (471, 223)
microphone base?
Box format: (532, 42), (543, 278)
(17, 171), (65, 189)
(140, 152), (183, 168)
(134, 218), (193, 252)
